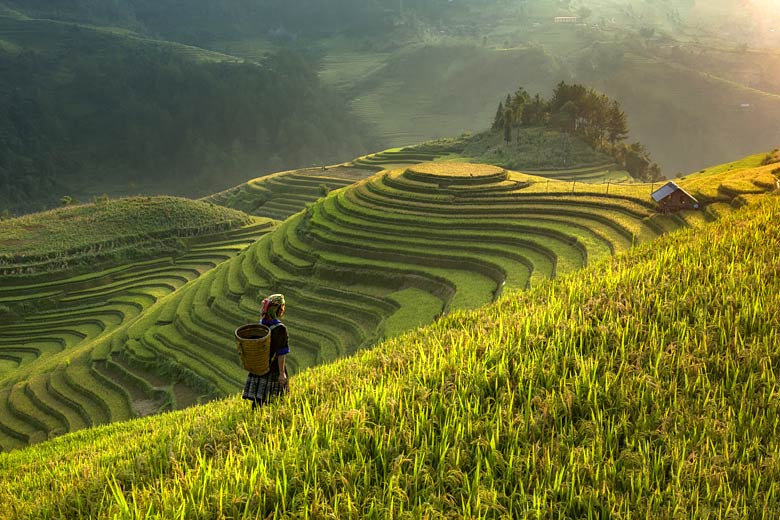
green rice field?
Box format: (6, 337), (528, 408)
(0, 151), (776, 453)
(0, 215), (276, 451)
(1, 187), (778, 518)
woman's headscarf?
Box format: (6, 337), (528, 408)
(261, 293), (285, 320)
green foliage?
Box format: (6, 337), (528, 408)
(492, 81), (662, 181)
(1, 194), (779, 518)
(0, 196), (253, 276)
(615, 142), (665, 183)
(0, 18), (373, 214)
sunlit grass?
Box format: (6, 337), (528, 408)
(1, 193), (779, 518)
(0, 196), (254, 272)
(684, 152), (768, 178)
(678, 163), (778, 201)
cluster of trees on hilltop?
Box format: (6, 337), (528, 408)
(492, 82), (664, 182)
(0, 37), (372, 214)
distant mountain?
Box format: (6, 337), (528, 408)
(0, 15), (373, 214)
(3, 0), (780, 212)
(0, 0), (411, 43)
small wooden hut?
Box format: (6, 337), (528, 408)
(651, 181), (699, 213)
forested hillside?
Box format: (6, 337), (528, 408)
(0, 16), (372, 214)
(3, 0), (780, 214)
(487, 81), (662, 181)
(0, 0), (476, 42)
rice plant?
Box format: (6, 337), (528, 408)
(1, 193), (778, 519)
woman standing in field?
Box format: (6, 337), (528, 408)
(242, 293), (289, 410)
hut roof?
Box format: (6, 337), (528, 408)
(651, 181), (698, 203)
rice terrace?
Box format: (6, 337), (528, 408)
(1, 135), (779, 516)
(2, 0), (780, 515)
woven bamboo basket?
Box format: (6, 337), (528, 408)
(235, 323), (271, 375)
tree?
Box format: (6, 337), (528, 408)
(622, 142), (663, 182)
(492, 101), (504, 131)
(551, 100), (577, 134)
(509, 87), (530, 122)
(503, 108), (514, 145)
(550, 81), (587, 113)
(607, 100), (628, 149)
(521, 94), (547, 126)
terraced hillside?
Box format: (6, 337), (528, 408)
(2, 158), (776, 452)
(351, 147), (452, 170)
(0, 216), (276, 451)
(3, 191), (780, 519)
(0, 196), (253, 277)
(204, 165), (377, 221)
(107, 162), (776, 435)
(204, 145), (460, 222)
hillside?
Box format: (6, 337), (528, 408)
(4, 0), (780, 214)
(0, 196), (253, 277)
(0, 196), (280, 447)
(204, 165), (377, 221)
(578, 47), (780, 175)
(1, 190), (778, 518)
(0, 14), (372, 214)
(1, 150), (776, 452)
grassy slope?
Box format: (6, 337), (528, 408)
(0, 223), (277, 451)
(0, 150), (774, 453)
(0, 14), (241, 63)
(1, 191), (778, 518)
(0, 197), (253, 276)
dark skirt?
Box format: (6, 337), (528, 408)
(242, 370), (288, 405)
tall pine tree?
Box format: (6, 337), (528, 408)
(492, 101), (504, 131)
